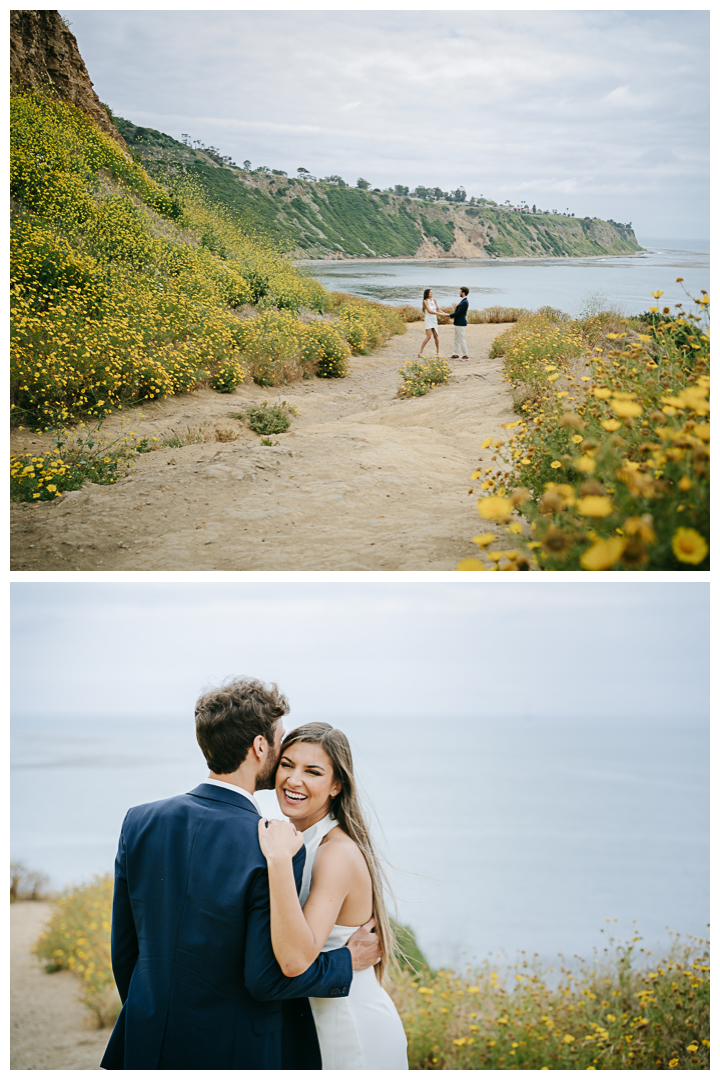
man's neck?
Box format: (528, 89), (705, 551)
(209, 769), (256, 793)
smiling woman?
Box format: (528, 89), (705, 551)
(259, 721), (409, 1068)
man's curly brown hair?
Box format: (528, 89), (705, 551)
(195, 677), (289, 774)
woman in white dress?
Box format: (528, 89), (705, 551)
(258, 723), (408, 1070)
(418, 287), (443, 357)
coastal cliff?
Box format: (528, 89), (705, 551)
(10, 9), (125, 147)
(116, 117), (642, 261)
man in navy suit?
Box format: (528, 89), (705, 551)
(100, 678), (380, 1070)
(447, 287), (470, 359)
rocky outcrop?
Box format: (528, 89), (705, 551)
(10, 10), (125, 146)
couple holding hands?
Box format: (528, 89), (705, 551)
(419, 286), (470, 359)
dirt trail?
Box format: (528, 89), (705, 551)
(11, 901), (106, 1069)
(11, 323), (518, 571)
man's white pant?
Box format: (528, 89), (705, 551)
(453, 325), (467, 356)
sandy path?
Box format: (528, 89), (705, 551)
(11, 902), (106, 1070)
(10, 323), (518, 571)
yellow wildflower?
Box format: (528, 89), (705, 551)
(456, 558), (486, 571)
(580, 537), (626, 571)
(477, 496), (513, 520)
(672, 528), (708, 565)
(576, 495), (613, 517)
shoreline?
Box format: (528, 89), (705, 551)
(295, 251), (647, 267)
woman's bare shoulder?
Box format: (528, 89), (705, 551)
(316, 826), (368, 874)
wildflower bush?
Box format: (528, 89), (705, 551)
(388, 931), (709, 1070)
(10, 89), (402, 436)
(399, 356), (451, 398)
(300, 321), (351, 378)
(327, 292), (405, 354)
(33, 874), (120, 1027)
(10, 422), (145, 501)
(458, 289), (709, 570)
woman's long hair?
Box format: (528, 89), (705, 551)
(422, 287), (431, 306)
(280, 722), (395, 982)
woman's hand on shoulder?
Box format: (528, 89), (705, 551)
(258, 818), (304, 861)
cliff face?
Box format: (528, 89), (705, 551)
(10, 10), (125, 147)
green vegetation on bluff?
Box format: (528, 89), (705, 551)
(115, 117), (643, 261)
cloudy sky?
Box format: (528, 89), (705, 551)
(11, 583), (708, 720)
(62, 9), (709, 238)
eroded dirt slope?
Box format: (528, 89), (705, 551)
(11, 323), (518, 571)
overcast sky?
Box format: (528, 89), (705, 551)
(62, 9), (709, 239)
(11, 583), (708, 721)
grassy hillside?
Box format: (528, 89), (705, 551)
(10, 89), (403, 441)
(115, 117), (643, 261)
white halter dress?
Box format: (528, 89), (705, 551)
(299, 814), (409, 1070)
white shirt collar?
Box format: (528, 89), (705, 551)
(203, 778), (261, 813)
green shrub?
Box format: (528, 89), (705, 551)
(230, 399), (298, 435)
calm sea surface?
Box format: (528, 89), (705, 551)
(302, 237), (709, 318)
(11, 713), (708, 968)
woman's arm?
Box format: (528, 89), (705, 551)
(258, 819), (356, 977)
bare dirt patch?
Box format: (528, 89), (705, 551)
(11, 323), (518, 571)
(11, 901), (106, 1070)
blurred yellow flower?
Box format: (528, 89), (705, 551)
(580, 537), (625, 572)
(563, 1034), (575, 1043)
(624, 515), (656, 543)
(576, 496), (613, 517)
(550, 461), (562, 469)
(456, 558), (486, 571)
(611, 399), (643, 418)
(574, 455), (596, 474)
(481, 437), (493, 449)
(594, 388), (612, 399)
(672, 528), (708, 564)
(601, 419), (622, 431)
(472, 533), (496, 547)
(477, 496), (513, 520)
(571, 434), (583, 444)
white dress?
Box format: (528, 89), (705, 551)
(424, 298), (439, 329)
(300, 814), (409, 1070)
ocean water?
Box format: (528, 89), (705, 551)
(303, 237), (709, 318)
(11, 712), (708, 969)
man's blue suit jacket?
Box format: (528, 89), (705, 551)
(100, 783), (353, 1070)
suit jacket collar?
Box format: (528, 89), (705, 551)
(189, 782), (259, 815)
